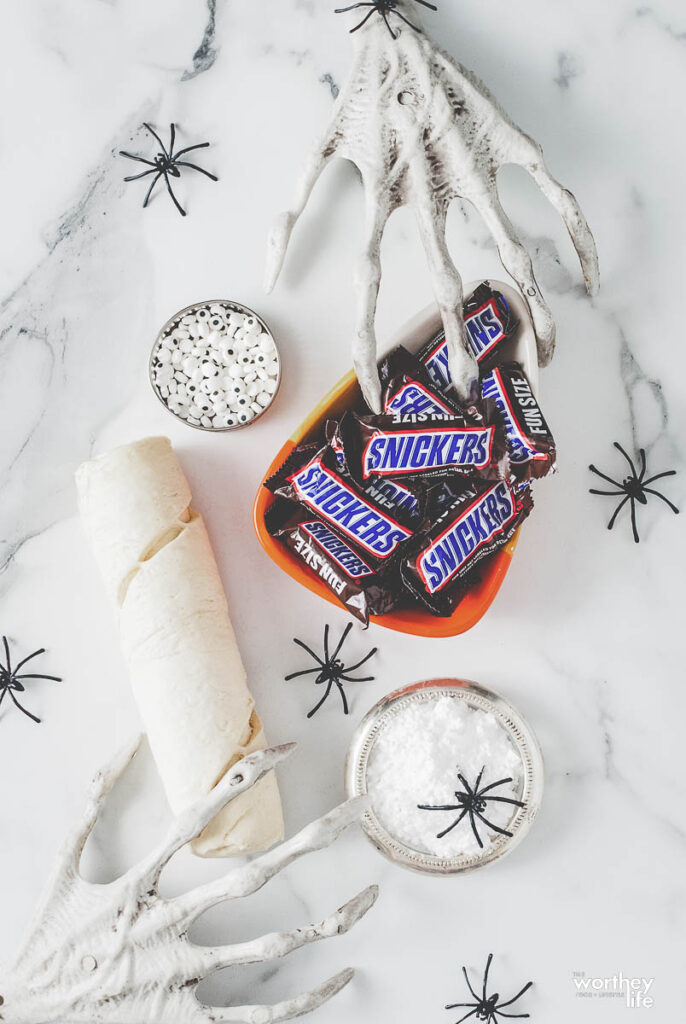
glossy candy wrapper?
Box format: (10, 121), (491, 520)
(264, 500), (398, 624)
(337, 409), (509, 485)
(401, 479), (534, 616)
(265, 442), (417, 563)
(481, 363), (556, 480)
(418, 283), (519, 395)
(379, 345), (463, 419)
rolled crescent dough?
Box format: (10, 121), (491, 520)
(76, 436), (284, 857)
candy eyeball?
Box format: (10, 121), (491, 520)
(151, 302), (280, 430)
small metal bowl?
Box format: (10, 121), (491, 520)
(149, 299), (281, 432)
(345, 678), (544, 875)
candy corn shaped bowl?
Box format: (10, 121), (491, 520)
(253, 280), (539, 638)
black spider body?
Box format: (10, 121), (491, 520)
(335, 0), (437, 40)
(446, 954), (533, 1024)
(285, 622), (376, 718)
(0, 637), (61, 724)
(119, 123), (217, 217)
(589, 441), (678, 543)
(418, 767), (525, 849)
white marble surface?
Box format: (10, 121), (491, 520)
(1, 0), (685, 1019)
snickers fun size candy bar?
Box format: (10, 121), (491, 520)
(481, 363), (556, 480)
(325, 418), (424, 521)
(401, 479), (533, 615)
(266, 443), (416, 561)
(379, 345), (461, 419)
(419, 283), (519, 394)
(338, 409), (507, 484)
(264, 500), (397, 624)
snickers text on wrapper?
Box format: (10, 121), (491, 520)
(289, 458), (412, 558)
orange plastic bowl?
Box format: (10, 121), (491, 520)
(253, 280), (539, 638)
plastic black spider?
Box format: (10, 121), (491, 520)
(0, 636), (61, 724)
(285, 622), (377, 718)
(119, 122), (218, 217)
(418, 767), (525, 849)
(446, 953), (533, 1024)
(335, 0), (438, 39)
(589, 441), (679, 543)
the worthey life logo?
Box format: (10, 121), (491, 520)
(572, 971), (654, 1008)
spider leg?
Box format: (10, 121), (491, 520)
(472, 808), (515, 839)
(162, 171), (186, 216)
(415, 0), (439, 10)
(483, 952), (494, 1003)
(589, 488), (625, 496)
(350, 7), (380, 33)
(473, 766), (486, 794)
(457, 773), (475, 797)
(173, 141), (211, 158)
(492, 1012), (530, 1020)
(144, 122), (170, 160)
(449, 1009), (480, 1024)
(606, 495), (630, 531)
(335, 680), (350, 715)
(468, 810), (484, 848)
(334, 2), (374, 11)
(123, 168), (159, 182)
(338, 672), (375, 683)
(381, 11), (398, 39)
(168, 122), (177, 159)
(482, 795), (526, 808)
(478, 777), (514, 796)
(643, 470), (677, 486)
(14, 673), (62, 683)
(292, 637), (326, 666)
(392, 10), (422, 33)
(142, 171), (163, 208)
(3, 636), (12, 674)
(436, 807), (469, 839)
(8, 688), (41, 723)
(463, 963), (482, 1003)
(174, 160), (219, 182)
(0, 688), (7, 709)
(330, 621), (353, 662)
(307, 679), (334, 719)
(630, 496), (639, 544)
(119, 151), (157, 167)
(496, 980), (534, 1011)
(284, 667), (323, 681)
(12, 648), (46, 672)
(588, 465), (622, 488)
(417, 803), (461, 811)
(614, 442), (637, 478)
(643, 488), (680, 515)
(339, 646), (377, 673)
(637, 448), (647, 482)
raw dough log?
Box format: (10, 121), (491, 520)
(76, 436), (284, 857)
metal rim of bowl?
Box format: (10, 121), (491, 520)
(149, 298), (281, 432)
(345, 678), (544, 876)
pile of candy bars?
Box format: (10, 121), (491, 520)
(265, 284), (556, 623)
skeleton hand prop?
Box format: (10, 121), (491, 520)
(265, 0), (599, 412)
(0, 739), (377, 1024)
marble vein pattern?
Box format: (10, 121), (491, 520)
(0, 1), (685, 1021)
